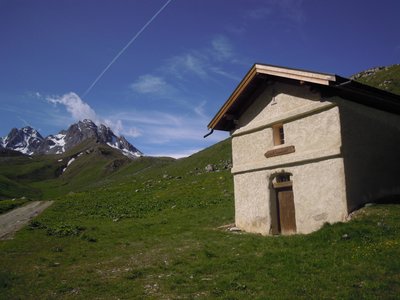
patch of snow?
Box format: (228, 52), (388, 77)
(24, 135), (30, 146)
(62, 157), (76, 174)
(14, 145), (32, 155)
(67, 158), (75, 166)
(122, 148), (141, 158)
(106, 142), (141, 158)
(58, 159), (63, 162)
(28, 129), (38, 138)
(48, 133), (66, 153)
(54, 134), (66, 146)
(107, 142), (119, 150)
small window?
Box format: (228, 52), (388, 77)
(276, 174), (291, 183)
(273, 124), (285, 145)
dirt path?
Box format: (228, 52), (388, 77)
(0, 201), (54, 240)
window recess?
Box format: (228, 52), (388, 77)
(273, 123), (285, 145)
(265, 123), (295, 158)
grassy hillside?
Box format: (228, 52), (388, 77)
(0, 139), (166, 201)
(1, 62), (400, 298)
(42, 138), (233, 222)
(352, 64), (400, 95)
(1, 138), (400, 298)
(0, 155), (55, 200)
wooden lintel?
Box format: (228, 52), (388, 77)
(265, 145), (295, 158)
(272, 180), (293, 189)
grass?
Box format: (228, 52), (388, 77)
(0, 139), (153, 200)
(1, 201), (399, 298)
(0, 198), (31, 214)
(0, 139), (399, 298)
(0, 154), (61, 200)
(354, 64), (400, 95)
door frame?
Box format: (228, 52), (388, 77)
(269, 173), (297, 235)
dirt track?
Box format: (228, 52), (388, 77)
(0, 201), (53, 240)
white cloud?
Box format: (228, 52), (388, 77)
(131, 36), (243, 109)
(145, 126), (204, 144)
(124, 36), (238, 154)
(167, 53), (208, 79)
(146, 148), (203, 159)
(45, 92), (142, 140)
(103, 119), (123, 135)
(131, 75), (176, 96)
(110, 111), (181, 126)
(93, 108), (211, 145)
(211, 35), (234, 60)
(107, 107), (226, 145)
(47, 92), (98, 123)
(194, 100), (207, 118)
(122, 127), (142, 138)
(181, 54), (208, 77)
(179, 36), (243, 79)
(210, 66), (242, 81)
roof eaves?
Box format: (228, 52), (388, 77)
(207, 64), (259, 130)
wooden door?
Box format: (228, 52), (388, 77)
(277, 189), (296, 234)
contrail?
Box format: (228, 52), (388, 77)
(83, 0), (174, 97)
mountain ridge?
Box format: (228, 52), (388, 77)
(0, 119), (142, 158)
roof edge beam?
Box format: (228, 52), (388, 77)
(254, 64), (336, 86)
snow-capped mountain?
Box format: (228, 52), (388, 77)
(1, 119), (142, 158)
(0, 127), (44, 155)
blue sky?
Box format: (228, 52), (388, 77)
(1, 0), (399, 158)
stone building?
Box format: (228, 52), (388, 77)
(208, 63), (400, 235)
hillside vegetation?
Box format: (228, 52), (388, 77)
(1, 138), (400, 298)
(352, 64), (400, 95)
(0, 139), (149, 201)
(1, 64), (400, 298)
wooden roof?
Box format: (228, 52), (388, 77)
(208, 63), (400, 131)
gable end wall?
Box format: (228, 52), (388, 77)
(231, 82), (347, 234)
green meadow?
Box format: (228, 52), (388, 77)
(1, 139), (399, 299)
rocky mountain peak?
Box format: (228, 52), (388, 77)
(1, 120), (142, 158)
(1, 126), (44, 155)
